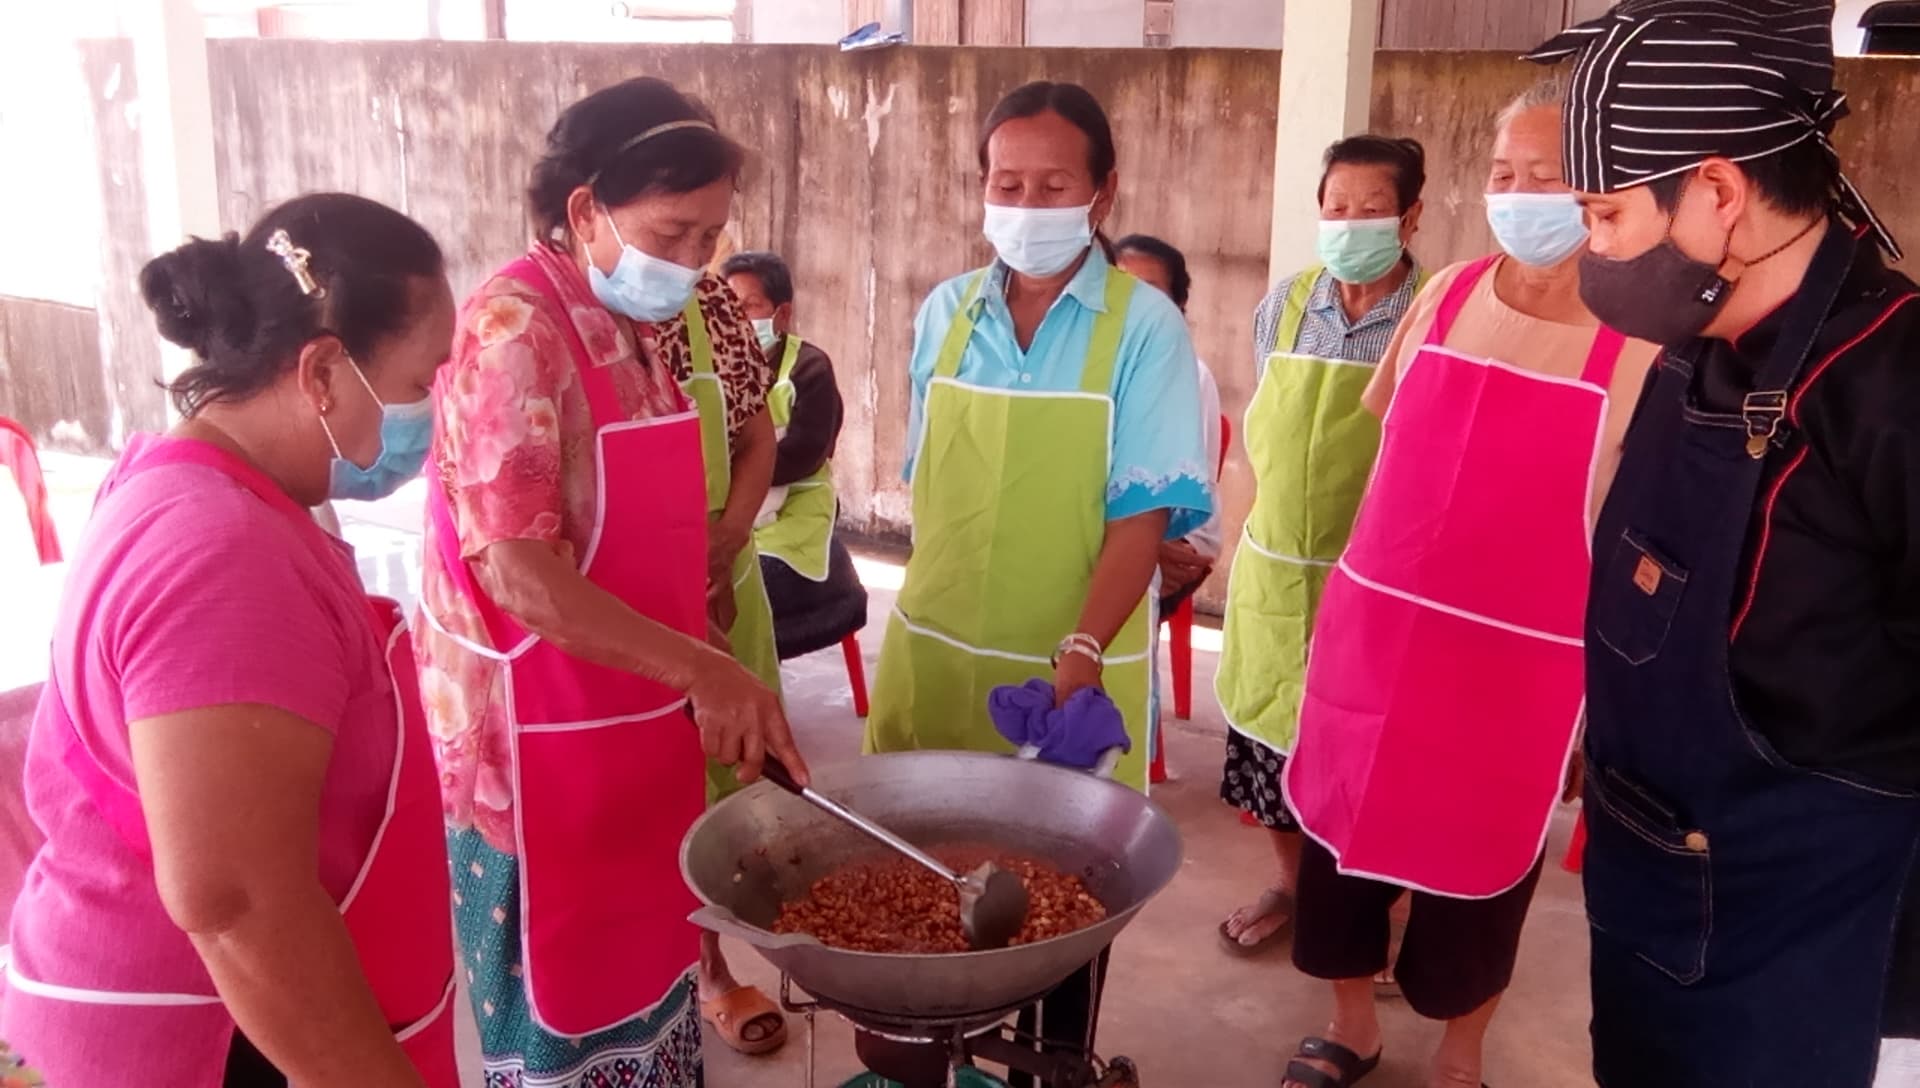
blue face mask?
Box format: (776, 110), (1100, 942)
(1317, 217), (1406, 285)
(586, 213), (702, 322)
(1485, 192), (1590, 268)
(321, 359), (433, 502)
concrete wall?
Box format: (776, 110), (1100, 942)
(177, 43), (1920, 608)
(1027, 0), (1145, 47)
(752, 1), (849, 42)
(10, 42), (1920, 605)
(1173, 0), (1283, 48)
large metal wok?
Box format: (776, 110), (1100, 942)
(680, 751), (1182, 1024)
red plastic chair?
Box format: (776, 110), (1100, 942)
(1151, 414), (1232, 783)
(0, 417), (61, 565)
(841, 632), (869, 718)
(1563, 811), (1587, 873)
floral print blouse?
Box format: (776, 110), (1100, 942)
(415, 243), (691, 851)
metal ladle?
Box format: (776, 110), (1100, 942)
(760, 758), (1030, 950)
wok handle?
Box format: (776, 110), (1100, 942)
(689, 905), (821, 951)
(1013, 746), (1126, 779)
(761, 756), (806, 795)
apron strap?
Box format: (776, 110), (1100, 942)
(504, 256), (629, 429)
(1079, 267), (1136, 395)
(53, 437), (385, 858)
(776, 334), (803, 383)
(1743, 225), (1860, 458)
(676, 296), (733, 513)
(1273, 265), (1322, 354)
(1581, 324), (1629, 388)
(934, 271), (989, 380)
(1425, 255), (1501, 349)
(424, 253), (639, 644)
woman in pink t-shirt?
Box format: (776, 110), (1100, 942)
(3, 194), (463, 1087)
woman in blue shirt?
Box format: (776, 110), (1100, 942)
(864, 80), (1212, 793)
(863, 76), (1213, 1068)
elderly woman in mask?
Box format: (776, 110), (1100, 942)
(1275, 79), (1656, 1088)
(415, 76), (805, 1088)
(1216, 134), (1430, 956)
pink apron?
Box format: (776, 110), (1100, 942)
(423, 256), (709, 1038)
(1, 438), (458, 1086)
(1286, 255), (1624, 898)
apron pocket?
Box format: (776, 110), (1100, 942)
(1584, 766), (1712, 985)
(1591, 530), (1687, 666)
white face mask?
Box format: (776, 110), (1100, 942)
(982, 202), (1095, 278)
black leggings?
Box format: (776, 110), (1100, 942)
(1886, 859), (1920, 1038)
(223, 1031), (288, 1088)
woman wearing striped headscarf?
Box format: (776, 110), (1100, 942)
(1528, 3), (1920, 1085)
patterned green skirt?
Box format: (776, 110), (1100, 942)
(450, 828), (703, 1088)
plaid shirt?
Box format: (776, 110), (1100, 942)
(1251, 264), (1422, 377)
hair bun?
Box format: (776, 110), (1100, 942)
(138, 233), (255, 356)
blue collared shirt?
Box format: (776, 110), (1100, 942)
(904, 250), (1214, 540)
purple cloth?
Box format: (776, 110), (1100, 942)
(987, 679), (1131, 770)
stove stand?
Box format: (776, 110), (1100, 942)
(778, 976), (1142, 1088)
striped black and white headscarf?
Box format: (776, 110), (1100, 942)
(1525, 0), (1900, 260)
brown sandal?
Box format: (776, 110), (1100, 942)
(701, 985), (788, 1056)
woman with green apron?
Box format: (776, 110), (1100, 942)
(866, 80), (1213, 1061)
(654, 271), (792, 1055)
(1215, 135), (1429, 955)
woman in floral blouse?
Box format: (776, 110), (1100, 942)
(414, 77), (805, 1088)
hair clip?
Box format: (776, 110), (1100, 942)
(265, 228), (326, 298)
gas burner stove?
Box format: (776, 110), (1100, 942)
(779, 977), (1143, 1088)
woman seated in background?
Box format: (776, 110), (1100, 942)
(415, 76), (805, 1087)
(723, 249), (870, 665)
(1, 193), (461, 1087)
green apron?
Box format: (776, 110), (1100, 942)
(864, 268), (1153, 792)
(677, 299), (783, 800)
(1214, 265), (1405, 754)
(753, 334), (836, 582)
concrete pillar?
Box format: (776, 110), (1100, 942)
(1267, 0), (1378, 282)
(126, 0), (221, 389)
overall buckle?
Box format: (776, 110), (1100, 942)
(1742, 391), (1788, 459)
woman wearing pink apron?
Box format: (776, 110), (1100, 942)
(1275, 89), (1658, 1088)
(2, 195), (462, 1086)
(414, 77), (804, 1088)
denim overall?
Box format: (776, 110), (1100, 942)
(1583, 225), (1920, 1087)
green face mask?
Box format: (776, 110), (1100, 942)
(752, 317), (781, 355)
(1317, 216), (1406, 286)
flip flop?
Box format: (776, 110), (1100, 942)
(701, 985), (788, 1056)
(1282, 1036), (1382, 1088)
(1218, 886), (1295, 956)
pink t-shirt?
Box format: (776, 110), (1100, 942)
(7, 434), (395, 993)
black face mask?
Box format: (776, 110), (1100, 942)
(1578, 228), (1733, 346)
